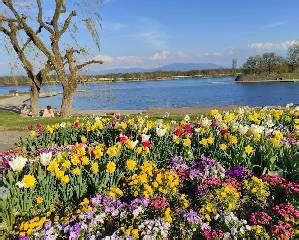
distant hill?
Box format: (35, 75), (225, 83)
(94, 63), (223, 74)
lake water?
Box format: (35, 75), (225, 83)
(0, 77), (298, 109)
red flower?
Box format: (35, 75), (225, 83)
(220, 128), (228, 136)
(119, 135), (128, 144)
(114, 113), (121, 120)
(211, 119), (217, 127)
(184, 124), (193, 135)
(142, 140), (151, 148)
(176, 169), (187, 180)
(150, 198), (169, 210)
(35, 123), (42, 129)
(175, 128), (184, 137)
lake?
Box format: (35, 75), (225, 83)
(0, 77), (298, 109)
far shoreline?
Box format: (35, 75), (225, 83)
(0, 73), (234, 87)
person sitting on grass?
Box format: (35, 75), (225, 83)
(42, 105), (55, 118)
(20, 104), (32, 117)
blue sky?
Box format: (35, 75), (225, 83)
(1, 0), (299, 74)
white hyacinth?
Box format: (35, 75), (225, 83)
(9, 156), (27, 172)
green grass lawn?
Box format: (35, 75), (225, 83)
(0, 110), (75, 131)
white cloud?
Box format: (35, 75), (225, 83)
(94, 55), (114, 64)
(248, 40), (298, 50)
(93, 54), (144, 65)
(149, 50), (171, 61)
(115, 55), (144, 63)
(149, 50), (193, 62)
(264, 21), (287, 28)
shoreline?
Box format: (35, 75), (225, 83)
(236, 79), (299, 83)
(0, 74), (234, 87)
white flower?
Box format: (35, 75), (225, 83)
(251, 124), (264, 134)
(238, 125), (249, 135)
(132, 140), (139, 148)
(60, 122), (66, 128)
(9, 156), (27, 172)
(156, 127), (166, 137)
(141, 134), (151, 142)
(16, 181), (25, 188)
(95, 116), (100, 121)
(184, 114), (190, 122)
(230, 227), (237, 236)
(237, 107), (245, 114)
(40, 152), (52, 166)
(265, 119), (274, 128)
(201, 117), (210, 127)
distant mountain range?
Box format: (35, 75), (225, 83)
(93, 63), (222, 74)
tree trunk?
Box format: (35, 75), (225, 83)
(30, 83), (40, 116)
(60, 85), (75, 117)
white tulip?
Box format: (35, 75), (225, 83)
(141, 134), (151, 142)
(9, 156), (27, 172)
(238, 125), (249, 135)
(156, 127), (166, 137)
(40, 152), (52, 166)
(184, 114), (190, 122)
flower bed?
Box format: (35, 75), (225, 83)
(0, 106), (298, 239)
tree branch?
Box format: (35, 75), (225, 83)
(77, 59), (103, 70)
(59, 10), (76, 36)
(3, 0), (53, 61)
(21, 25), (43, 51)
(36, 0), (54, 33)
(51, 0), (64, 32)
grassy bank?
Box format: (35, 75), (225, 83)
(236, 72), (299, 82)
(0, 110), (74, 131)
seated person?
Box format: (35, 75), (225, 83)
(42, 105), (55, 118)
(20, 104), (30, 117)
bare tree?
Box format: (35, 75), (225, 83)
(0, 9), (52, 115)
(287, 41), (299, 72)
(1, 0), (103, 117)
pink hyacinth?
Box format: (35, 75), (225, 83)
(250, 211), (272, 225)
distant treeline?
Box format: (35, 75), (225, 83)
(0, 68), (235, 86)
(238, 42), (299, 81)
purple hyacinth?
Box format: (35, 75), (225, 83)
(183, 209), (202, 224)
(226, 164), (245, 180)
(196, 185), (210, 196)
(188, 169), (201, 180)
